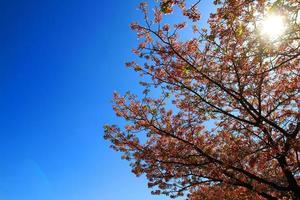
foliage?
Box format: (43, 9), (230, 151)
(104, 0), (300, 199)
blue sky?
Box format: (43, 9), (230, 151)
(0, 1), (213, 200)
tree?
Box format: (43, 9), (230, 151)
(104, 0), (300, 199)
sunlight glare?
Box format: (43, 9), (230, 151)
(260, 14), (286, 40)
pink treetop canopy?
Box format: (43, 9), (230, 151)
(104, 0), (300, 199)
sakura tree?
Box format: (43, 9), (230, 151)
(104, 0), (300, 199)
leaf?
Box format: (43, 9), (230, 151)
(160, 1), (173, 14)
(236, 24), (244, 37)
(183, 67), (190, 75)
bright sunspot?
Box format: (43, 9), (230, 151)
(260, 14), (286, 40)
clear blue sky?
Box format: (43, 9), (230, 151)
(0, 1), (213, 200)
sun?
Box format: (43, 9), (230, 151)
(260, 14), (286, 40)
